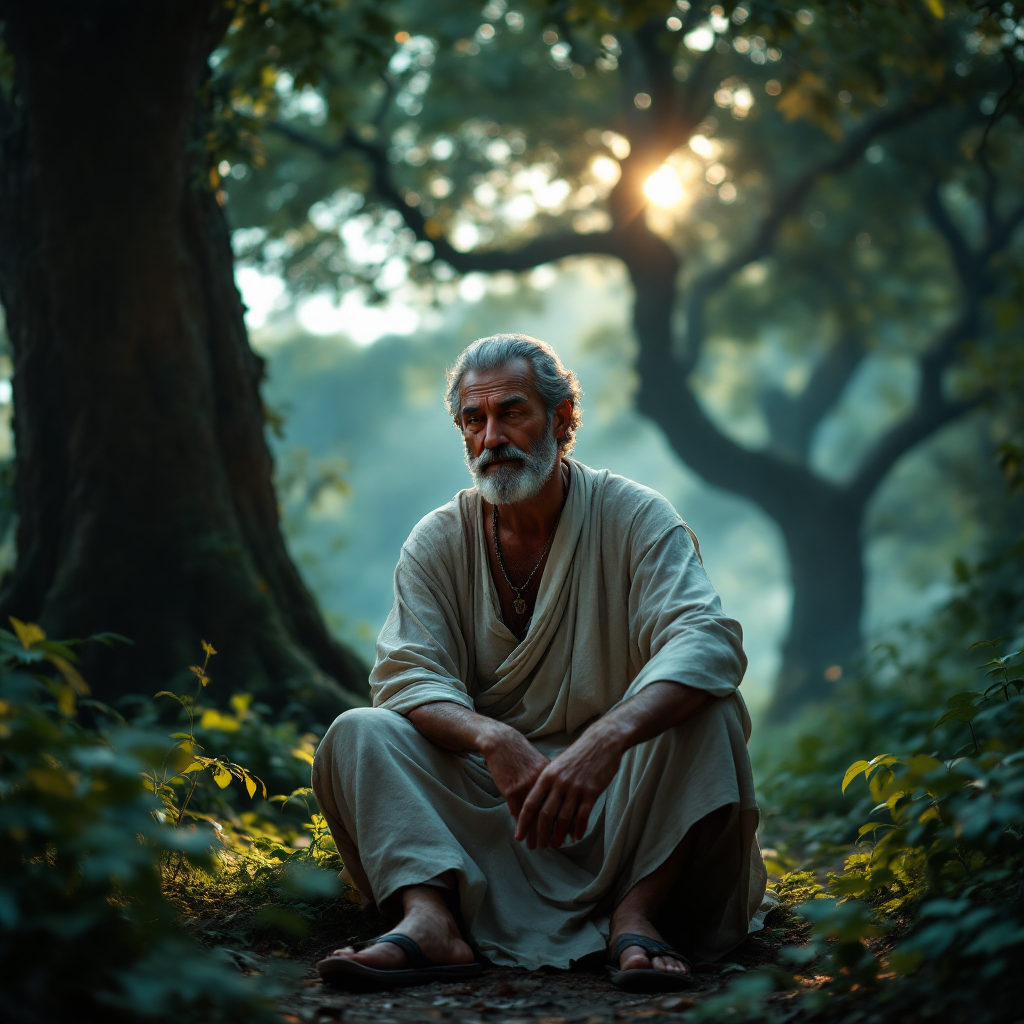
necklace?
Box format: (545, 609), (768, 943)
(492, 499), (564, 616)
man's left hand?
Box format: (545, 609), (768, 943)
(514, 682), (715, 851)
(514, 723), (622, 850)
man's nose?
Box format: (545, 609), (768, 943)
(481, 415), (509, 449)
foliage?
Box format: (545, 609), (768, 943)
(0, 622), (277, 1024)
(124, 643), (364, 956)
(721, 534), (1024, 1023)
(143, 642), (268, 832)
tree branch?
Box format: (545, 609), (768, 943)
(845, 159), (1024, 507)
(847, 384), (981, 510)
(761, 328), (867, 460)
(679, 99), (939, 376)
(923, 180), (976, 286)
(266, 120), (618, 271)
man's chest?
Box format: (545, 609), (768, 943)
(483, 533), (553, 641)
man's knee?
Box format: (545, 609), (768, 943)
(313, 706), (413, 775)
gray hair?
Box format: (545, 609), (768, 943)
(444, 333), (583, 453)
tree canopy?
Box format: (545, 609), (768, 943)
(212, 0), (1024, 711)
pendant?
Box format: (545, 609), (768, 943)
(513, 596), (526, 615)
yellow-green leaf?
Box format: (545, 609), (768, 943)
(842, 760), (870, 793)
(9, 616), (46, 649)
(292, 747), (315, 766)
(245, 775), (257, 799)
(212, 766), (232, 789)
(202, 640), (217, 657)
(47, 654), (90, 696)
(922, 0), (944, 18)
(188, 665), (210, 686)
(230, 692), (252, 716)
(867, 753), (899, 769)
(50, 681), (76, 717)
(200, 708), (241, 732)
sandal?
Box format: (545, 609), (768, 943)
(316, 932), (484, 990)
(607, 932), (693, 993)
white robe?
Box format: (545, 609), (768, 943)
(312, 460), (766, 968)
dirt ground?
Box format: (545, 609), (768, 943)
(277, 929), (782, 1024)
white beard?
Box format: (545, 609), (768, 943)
(465, 429), (559, 506)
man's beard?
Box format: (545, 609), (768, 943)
(465, 428), (559, 506)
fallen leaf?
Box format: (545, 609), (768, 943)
(658, 995), (697, 1011)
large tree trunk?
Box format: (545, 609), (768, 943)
(623, 224), (866, 718)
(0, 1), (365, 720)
(770, 496), (864, 718)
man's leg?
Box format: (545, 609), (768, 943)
(312, 707), (501, 969)
(609, 805), (731, 976)
(329, 871), (476, 968)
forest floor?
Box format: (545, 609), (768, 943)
(263, 906), (799, 1024)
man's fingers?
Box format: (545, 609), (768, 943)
(573, 796), (596, 842)
(516, 775), (551, 841)
(536, 782), (571, 850)
(551, 790), (581, 849)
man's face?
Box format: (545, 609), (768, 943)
(459, 359), (560, 505)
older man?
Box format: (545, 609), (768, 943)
(313, 334), (765, 991)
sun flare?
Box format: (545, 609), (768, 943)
(643, 165), (684, 208)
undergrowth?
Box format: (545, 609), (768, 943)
(714, 532), (1024, 1024)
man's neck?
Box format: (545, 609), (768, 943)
(488, 457), (568, 541)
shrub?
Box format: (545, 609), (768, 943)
(0, 621), (277, 1024)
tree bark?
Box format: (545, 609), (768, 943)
(0, 1), (366, 719)
(772, 494), (864, 717)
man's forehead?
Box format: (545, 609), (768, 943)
(459, 361), (539, 406)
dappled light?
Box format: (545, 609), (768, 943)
(0, 1), (1021, 1022)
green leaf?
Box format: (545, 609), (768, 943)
(842, 760), (870, 793)
(888, 948), (925, 974)
(969, 638), (1008, 650)
(829, 873), (871, 897)
(935, 705), (980, 725)
(946, 691), (983, 708)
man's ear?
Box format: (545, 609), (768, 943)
(553, 397), (572, 441)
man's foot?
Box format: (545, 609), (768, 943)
(609, 914), (690, 978)
(328, 885), (474, 970)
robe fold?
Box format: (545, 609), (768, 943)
(313, 459), (766, 968)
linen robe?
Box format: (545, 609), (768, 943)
(313, 459), (766, 968)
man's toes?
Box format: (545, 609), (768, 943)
(620, 947), (652, 971)
(353, 942), (407, 969)
(652, 955), (688, 974)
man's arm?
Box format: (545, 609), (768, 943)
(408, 701), (550, 821)
(515, 682), (715, 851)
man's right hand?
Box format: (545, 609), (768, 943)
(477, 723), (550, 820)
(407, 702), (549, 821)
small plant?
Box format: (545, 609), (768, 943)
(143, 641), (267, 829)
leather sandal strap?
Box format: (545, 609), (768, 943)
(611, 932), (689, 966)
(366, 932), (434, 969)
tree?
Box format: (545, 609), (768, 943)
(226, 0), (1024, 714)
(0, 0), (386, 717)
